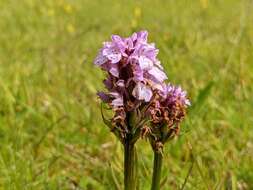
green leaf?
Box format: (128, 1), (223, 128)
(100, 103), (113, 130)
(189, 81), (214, 115)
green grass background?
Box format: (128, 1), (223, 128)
(0, 0), (253, 189)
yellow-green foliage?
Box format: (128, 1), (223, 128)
(0, 0), (252, 189)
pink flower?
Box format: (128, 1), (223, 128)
(132, 82), (153, 102)
(94, 30), (168, 107)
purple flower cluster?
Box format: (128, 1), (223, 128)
(147, 84), (190, 151)
(95, 31), (167, 109)
(149, 84), (190, 126)
(95, 31), (190, 143)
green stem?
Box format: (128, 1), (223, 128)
(151, 151), (163, 190)
(124, 140), (137, 190)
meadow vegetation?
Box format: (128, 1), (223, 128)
(0, 0), (252, 189)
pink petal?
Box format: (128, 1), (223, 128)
(132, 82), (152, 102)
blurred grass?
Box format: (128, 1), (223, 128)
(0, 0), (253, 189)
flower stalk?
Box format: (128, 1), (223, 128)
(151, 151), (163, 190)
(124, 138), (137, 190)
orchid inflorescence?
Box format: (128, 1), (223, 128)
(94, 30), (190, 190)
(95, 30), (190, 146)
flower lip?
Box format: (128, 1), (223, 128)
(132, 82), (153, 102)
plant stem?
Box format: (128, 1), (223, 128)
(151, 151), (163, 190)
(124, 140), (136, 190)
